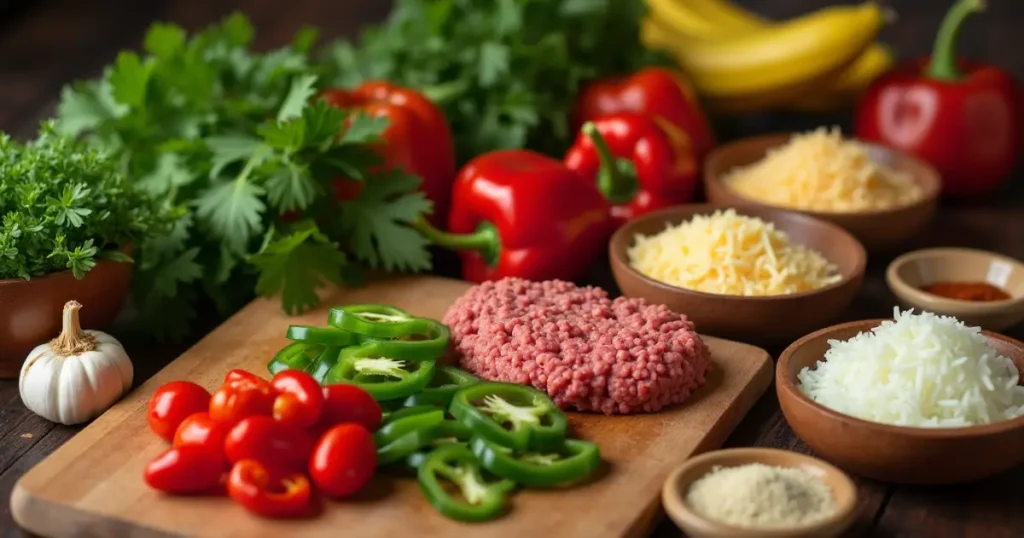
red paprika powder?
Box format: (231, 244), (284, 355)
(920, 281), (1011, 302)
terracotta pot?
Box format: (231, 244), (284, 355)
(0, 246), (134, 378)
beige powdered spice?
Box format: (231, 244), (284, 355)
(685, 463), (835, 528)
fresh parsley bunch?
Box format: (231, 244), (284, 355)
(323, 0), (670, 162)
(0, 123), (170, 280)
(55, 14), (433, 339)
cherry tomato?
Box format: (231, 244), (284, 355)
(147, 381), (212, 443)
(143, 445), (224, 494)
(309, 423), (377, 498)
(227, 459), (312, 518)
(224, 369), (267, 387)
(316, 383), (382, 433)
(173, 412), (229, 456)
(270, 370), (324, 430)
(209, 375), (276, 427)
(224, 415), (314, 472)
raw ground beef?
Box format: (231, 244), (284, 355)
(443, 278), (711, 415)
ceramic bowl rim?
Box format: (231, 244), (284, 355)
(885, 247), (1024, 313)
(661, 447), (858, 537)
(609, 203), (867, 303)
(777, 319), (1024, 438)
(703, 132), (942, 218)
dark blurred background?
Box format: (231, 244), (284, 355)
(1, 0), (1022, 137)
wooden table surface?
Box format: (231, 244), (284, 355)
(2, 1), (1023, 537)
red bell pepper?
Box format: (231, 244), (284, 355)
(855, 0), (1021, 198)
(409, 150), (613, 283)
(564, 112), (698, 224)
(321, 82), (457, 225)
(573, 67), (715, 160)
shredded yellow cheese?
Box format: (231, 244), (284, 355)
(626, 209), (841, 296)
(722, 127), (922, 213)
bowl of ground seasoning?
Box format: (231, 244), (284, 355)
(886, 247), (1024, 332)
(662, 448), (857, 538)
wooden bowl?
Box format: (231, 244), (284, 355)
(662, 447), (858, 538)
(886, 247), (1024, 332)
(609, 204), (866, 344)
(0, 247), (134, 378)
(778, 320), (1024, 484)
(704, 133), (940, 252)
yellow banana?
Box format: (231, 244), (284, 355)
(642, 0), (724, 39)
(787, 44), (895, 112)
(681, 0), (768, 29)
(655, 2), (886, 99)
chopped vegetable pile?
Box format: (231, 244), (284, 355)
(263, 304), (600, 521)
(0, 124), (170, 280)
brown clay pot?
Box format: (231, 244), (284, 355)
(0, 246), (134, 378)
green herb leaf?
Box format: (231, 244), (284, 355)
(337, 170), (433, 272)
(194, 178), (266, 253)
(277, 74), (318, 122)
(249, 221), (348, 315)
(109, 51), (153, 107)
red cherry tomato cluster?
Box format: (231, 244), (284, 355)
(143, 369), (382, 518)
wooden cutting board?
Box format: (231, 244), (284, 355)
(11, 276), (773, 538)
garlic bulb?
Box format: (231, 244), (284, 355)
(19, 301), (134, 425)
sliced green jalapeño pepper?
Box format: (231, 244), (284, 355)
(328, 304), (423, 338)
(449, 382), (567, 452)
(364, 322), (451, 362)
(285, 324), (360, 347)
(470, 436), (601, 488)
(417, 443), (515, 522)
(376, 419), (471, 466)
(325, 344), (436, 402)
(382, 405), (446, 427)
(267, 342), (324, 375)
(403, 422), (470, 470)
(404, 366), (480, 408)
(374, 410), (445, 447)
(308, 346), (342, 383)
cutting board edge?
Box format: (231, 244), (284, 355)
(622, 341), (773, 538)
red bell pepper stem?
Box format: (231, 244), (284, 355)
(927, 0), (985, 81)
(581, 122), (639, 205)
(410, 218), (502, 267)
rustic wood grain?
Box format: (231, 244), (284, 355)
(9, 276), (773, 538)
(1, 0), (1024, 537)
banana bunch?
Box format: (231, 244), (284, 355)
(642, 0), (894, 114)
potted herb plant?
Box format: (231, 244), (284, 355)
(0, 123), (170, 376)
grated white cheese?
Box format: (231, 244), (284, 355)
(723, 127), (922, 213)
(626, 209), (841, 296)
(798, 308), (1024, 428)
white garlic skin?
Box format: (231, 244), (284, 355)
(19, 331), (134, 426)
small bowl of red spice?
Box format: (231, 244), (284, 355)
(886, 247), (1024, 332)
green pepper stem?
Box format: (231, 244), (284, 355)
(409, 218), (501, 267)
(582, 122), (640, 205)
(927, 0), (985, 81)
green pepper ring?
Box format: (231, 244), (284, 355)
(417, 443), (516, 522)
(328, 304), (424, 339)
(267, 342), (324, 376)
(449, 382), (568, 452)
(470, 436), (601, 488)
(285, 325), (360, 347)
(325, 346), (437, 402)
(403, 366), (480, 408)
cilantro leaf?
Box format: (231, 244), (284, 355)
(194, 178), (266, 252)
(109, 51), (153, 107)
(337, 170), (433, 272)
(265, 162), (318, 212)
(143, 23), (186, 58)
(249, 221), (348, 315)
(138, 152), (194, 196)
(277, 74), (318, 122)
(339, 112), (389, 144)
(205, 136), (266, 178)
(54, 82), (122, 136)
(148, 246), (203, 298)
